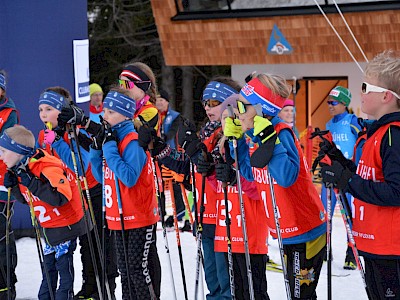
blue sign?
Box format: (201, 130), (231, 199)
(267, 24), (293, 55)
(78, 81), (90, 97)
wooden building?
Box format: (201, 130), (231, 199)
(151, 0), (400, 132)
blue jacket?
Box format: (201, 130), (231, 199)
(326, 112), (361, 159)
(231, 116), (300, 188)
(90, 120), (147, 188)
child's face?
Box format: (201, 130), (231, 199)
(39, 104), (59, 128)
(0, 147), (23, 169)
(119, 76), (146, 101)
(103, 108), (127, 127)
(237, 95), (257, 132)
(278, 106), (294, 123)
(360, 77), (390, 120)
(203, 99), (222, 122)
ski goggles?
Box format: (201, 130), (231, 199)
(202, 99), (221, 108)
(118, 79), (151, 90)
(327, 100), (340, 106)
(237, 100), (252, 114)
(361, 82), (400, 99)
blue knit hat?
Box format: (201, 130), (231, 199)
(38, 91), (68, 111)
(202, 81), (238, 103)
(0, 74), (6, 91)
(103, 91), (136, 118)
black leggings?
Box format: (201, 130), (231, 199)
(115, 223), (161, 300)
(364, 257), (400, 300)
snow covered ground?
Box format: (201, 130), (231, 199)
(14, 216), (368, 299)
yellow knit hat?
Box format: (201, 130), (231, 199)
(89, 83), (103, 96)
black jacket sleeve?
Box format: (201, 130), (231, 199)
(27, 174), (69, 207)
(86, 120), (102, 136)
(77, 133), (92, 152)
(10, 185), (27, 205)
(348, 125), (400, 206)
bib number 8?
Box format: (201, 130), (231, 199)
(104, 185), (113, 208)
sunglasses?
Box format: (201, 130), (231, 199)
(362, 82), (400, 99)
(327, 100), (340, 106)
(202, 99), (221, 108)
(119, 79), (151, 90)
(237, 100), (252, 114)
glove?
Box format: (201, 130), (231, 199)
(253, 116), (278, 144)
(197, 152), (215, 176)
(43, 129), (56, 145)
(320, 160), (354, 190)
(4, 171), (18, 189)
(103, 128), (118, 145)
(57, 105), (88, 128)
(224, 117), (243, 139)
(15, 157), (33, 187)
(182, 138), (201, 158)
(319, 140), (356, 172)
(92, 125), (106, 150)
(150, 136), (168, 158)
(216, 163), (237, 185)
(138, 126), (157, 151)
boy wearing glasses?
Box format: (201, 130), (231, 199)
(321, 50), (400, 299)
(324, 86), (361, 270)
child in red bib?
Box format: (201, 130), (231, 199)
(0, 125), (86, 299)
(90, 88), (160, 299)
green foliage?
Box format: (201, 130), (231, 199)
(87, 0), (231, 128)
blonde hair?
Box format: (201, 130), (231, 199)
(365, 50), (400, 104)
(257, 73), (292, 99)
(5, 125), (35, 148)
(125, 61), (157, 104)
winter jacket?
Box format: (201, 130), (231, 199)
(11, 149), (85, 246)
(348, 112), (400, 257)
(90, 120), (158, 230)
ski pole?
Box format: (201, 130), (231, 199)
(267, 171), (292, 300)
(335, 189), (372, 300)
(180, 183), (194, 225)
(26, 190), (55, 300)
(325, 185), (333, 300)
(114, 176), (134, 300)
(64, 123), (104, 300)
(164, 176), (188, 300)
(194, 144), (207, 300)
(67, 118), (113, 299)
(222, 181), (236, 299)
(151, 157), (177, 300)
(190, 160), (205, 299)
(5, 188), (11, 300)
(101, 157), (107, 300)
(227, 105), (255, 300)
(141, 116), (175, 299)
